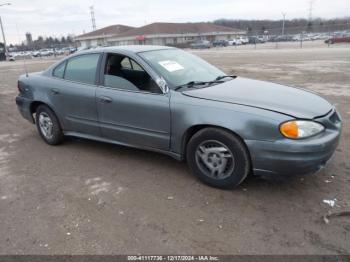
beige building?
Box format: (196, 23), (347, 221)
(75, 25), (134, 48)
(75, 22), (245, 48)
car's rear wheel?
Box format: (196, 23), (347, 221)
(35, 105), (64, 145)
(186, 128), (251, 188)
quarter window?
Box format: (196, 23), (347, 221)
(53, 62), (66, 78)
(130, 60), (143, 71)
(64, 54), (100, 85)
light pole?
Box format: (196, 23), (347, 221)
(0, 2), (11, 59)
(281, 12), (286, 36)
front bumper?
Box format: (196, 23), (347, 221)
(16, 96), (34, 123)
(246, 109), (342, 176)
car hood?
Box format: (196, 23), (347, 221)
(182, 77), (332, 119)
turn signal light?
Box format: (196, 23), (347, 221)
(280, 120), (325, 139)
(280, 121), (299, 138)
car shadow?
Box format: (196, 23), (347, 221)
(63, 136), (312, 192)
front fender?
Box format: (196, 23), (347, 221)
(170, 91), (292, 155)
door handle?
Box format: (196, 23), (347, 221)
(99, 96), (112, 103)
(51, 88), (59, 95)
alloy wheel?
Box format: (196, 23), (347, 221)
(38, 112), (54, 140)
(195, 140), (235, 180)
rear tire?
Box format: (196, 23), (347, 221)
(186, 128), (251, 189)
(35, 105), (64, 145)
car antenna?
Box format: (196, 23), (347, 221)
(15, 23), (28, 77)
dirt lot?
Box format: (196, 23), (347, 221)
(0, 43), (349, 255)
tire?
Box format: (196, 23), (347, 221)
(186, 128), (251, 189)
(35, 105), (64, 145)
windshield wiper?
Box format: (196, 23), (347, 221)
(175, 81), (207, 90)
(215, 75), (237, 81)
(175, 78), (231, 91)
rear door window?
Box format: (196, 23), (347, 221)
(64, 54), (100, 85)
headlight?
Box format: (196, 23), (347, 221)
(280, 120), (325, 139)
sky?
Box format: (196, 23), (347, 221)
(0, 0), (349, 44)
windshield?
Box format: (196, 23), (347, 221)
(139, 49), (225, 88)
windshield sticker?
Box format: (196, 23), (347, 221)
(158, 60), (184, 72)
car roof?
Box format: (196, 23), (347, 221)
(80, 45), (175, 55)
(44, 45), (177, 74)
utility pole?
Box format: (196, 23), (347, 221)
(281, 12), (286, 36)
(307, 0), (314, 32)
(0, 17), (7, 54)
(308, 0), (314, 22)
(90, 6), (96, 31)
(0, 2), (11, 58)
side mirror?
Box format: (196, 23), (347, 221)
(156, 77), (169, 94)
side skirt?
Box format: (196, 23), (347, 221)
(63, 131), (183, 161)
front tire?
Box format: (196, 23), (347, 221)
(186, 128), (251, 189)
(35, 105), (64, 145)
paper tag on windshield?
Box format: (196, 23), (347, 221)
(158, 60), (184, 72)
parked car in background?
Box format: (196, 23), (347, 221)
(69, 47), (77, 54)
(257, 36), (266, 43)
(310, 34), (327, 40)
(248, 36), (265, 44)
(227, 39), (235, 45)
(39, 49), (53, 57)
(238, 36), (249, 44)
(325, 36), (350, 44)
(190, 40), (211, 49)
(292, 35), (302, 41)
(302, 35), (312, 41)
(32, 51), (41, 57)
(60, 47), (77, 55)
(16, 45), (342, 188)
(54, 49), (65, 56)
(8, 53), (16, 61)
(212, 40), (228, 47)
(270, 35), (294, 42)
(228, 39), (242, 45)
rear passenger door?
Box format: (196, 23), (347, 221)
(49, 53), (101, 136)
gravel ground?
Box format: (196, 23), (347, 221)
(0, 43), (349, 255)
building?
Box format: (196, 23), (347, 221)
(25, 32), (33, 46)
(75, 24), (135, 48)
(75, 22), (245, 48)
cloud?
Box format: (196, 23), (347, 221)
(1, 0), (349, 44)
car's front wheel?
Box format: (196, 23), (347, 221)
(186, 128), (251, 189)
(35, 105), (64, 145)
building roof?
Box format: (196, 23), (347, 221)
(116, 22), (242, 38)
(76, 24), (135, 40)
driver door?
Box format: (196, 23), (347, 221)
(96, 53), (171, 150)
